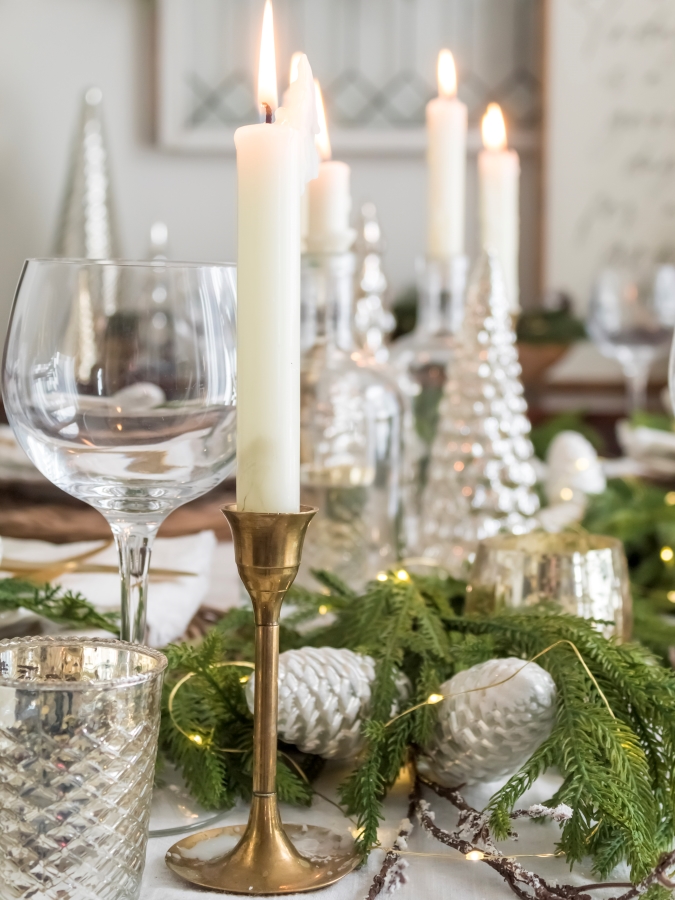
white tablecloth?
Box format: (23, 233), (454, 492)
(141, 544), (631, 900)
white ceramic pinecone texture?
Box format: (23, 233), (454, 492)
(245, 647), (405, 760)
(417, 657), (557, 787)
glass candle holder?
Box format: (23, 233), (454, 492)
(0, 636), (167, 900)
(466, 531), (632, 639)
(300, 251), (404, 589)
(388, 255), (468, 551)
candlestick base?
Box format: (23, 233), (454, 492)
(166, 817), (359, 895)
(165, 505), (359, 895)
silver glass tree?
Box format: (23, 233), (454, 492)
(419, 252), (539, 574)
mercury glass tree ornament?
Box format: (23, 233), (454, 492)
(388, 254), (468, 551)
(353, 202), (395, 361)
(419, 251), (539, 573)
(300, 252), (404, 590)
(53, 87), (120, 260)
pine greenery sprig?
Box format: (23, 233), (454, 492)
(0, 578), (119, 633)
(160, 627), (314, 810)
(453, 612), (674, 879)
(7, 560), (674, 886)
(299, 572), (675, 879)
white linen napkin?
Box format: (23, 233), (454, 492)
(617, 419), (675, 460)
(0, 531), (217, 647)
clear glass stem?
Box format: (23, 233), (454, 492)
(111, 523), (158, 644)
(624, 362), (650, 413)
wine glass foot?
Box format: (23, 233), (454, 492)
(149, 763), (231, 839)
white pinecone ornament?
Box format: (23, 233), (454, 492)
(245, 647), (406, 760)
(417, 657), (556, 787)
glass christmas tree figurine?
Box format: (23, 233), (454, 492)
(300, 252), (404, 589)
(388, 254), (467, 550)
(54, 87), (120, 260)
(353, 202), (395, 362)
(419, 251), (539, 574)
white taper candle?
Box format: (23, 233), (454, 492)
(478, 103), (520, 313)
(234, 4), (316, 512)
(306, 81), (355, 254)
(426, 50), (468, 260)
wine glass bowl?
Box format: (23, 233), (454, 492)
(3, 259), (237, 641)
(588, 267), (673, 412)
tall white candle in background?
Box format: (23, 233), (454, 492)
(478, 103), (520, 313)
(426, 50), (467, 260)
(289, 52), (310, 251)
(235, 2), (312, 513)
(306, 81), (355, 254)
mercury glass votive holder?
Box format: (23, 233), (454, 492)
(0, 637), (167, 900)
(466, 531), (632, 639)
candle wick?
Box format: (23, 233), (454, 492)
(262, 103), (274, 124)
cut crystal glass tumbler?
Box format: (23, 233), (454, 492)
(0, 637), (167, 900)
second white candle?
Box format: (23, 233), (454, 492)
(478, 103), (520, 313)
(426, 50), (467, 261)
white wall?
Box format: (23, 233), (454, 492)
(544, 0), (675, 313)
(0, 0), (236, 335)
(0, 0), (540, 344)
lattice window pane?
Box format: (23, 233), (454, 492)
(159, 0), (542, 151)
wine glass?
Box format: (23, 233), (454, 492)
(3, 259), (237, 643)
(588, 267), (673, 412)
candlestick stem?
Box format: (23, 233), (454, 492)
(166, 504), (359, 895)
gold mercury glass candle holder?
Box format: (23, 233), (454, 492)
(165, 505), (360, 895)
(466, 530), (632, 640)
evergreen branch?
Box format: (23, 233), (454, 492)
(338, 720), (388, 860)
(446, 613), (668, 879)
(409, 776), (674, 900)
(0, 578), (119, 634)
(153, 565), (675, 887)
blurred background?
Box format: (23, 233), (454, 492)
(1, 0), (675, 659)
(1, 0), (675, 449)
(0, 0), (543, 328)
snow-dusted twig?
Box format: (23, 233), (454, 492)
(367, 775), (675, 900)
(417, 781), (675, 900)
(416, 789), (585, 900)
(366, 780), (420, 900)
(511, 804), (573, 825)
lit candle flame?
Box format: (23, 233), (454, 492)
(481, 103), (507, 151)
(258, 0), (278, 114)
(289, 51), (303, 86)
(437, 49), (457, 99)
(314, 80), (331, 161)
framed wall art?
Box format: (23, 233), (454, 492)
(157, 0), (542, 157)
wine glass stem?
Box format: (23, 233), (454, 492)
(626, 363), (650, 413)
(111, 524), (158, 644)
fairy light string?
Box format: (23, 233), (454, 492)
(167, 567), (621, 880)
(168, 660), (255, 748)
(385, 637), (615, 729)
(167, 658), (355, 821)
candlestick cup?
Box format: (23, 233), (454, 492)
(165, 505), (359, 895)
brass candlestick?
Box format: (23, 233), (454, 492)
(166, 505), (359, 895)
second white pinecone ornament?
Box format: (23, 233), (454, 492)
(245, 647), (406, 760)
(417, 657), (557, 787)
